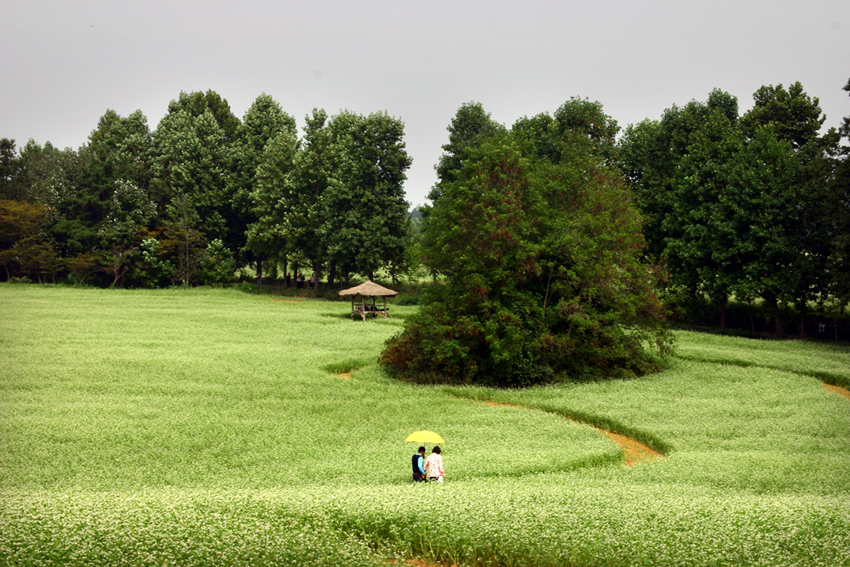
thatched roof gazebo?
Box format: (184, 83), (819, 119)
(338, 280), (397, 320)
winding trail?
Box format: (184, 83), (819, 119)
(826, 383), (850, 401)
(482, 400), (663, 466)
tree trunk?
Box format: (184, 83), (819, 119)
(765, 291), (783, 335)
(719, 295), (728, 331)
(313, 258), (321, 291)
(328, 262), (336, 287)
(798, 301), (807, 338)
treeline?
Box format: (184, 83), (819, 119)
(2, 81), (850, 339)
(619, 81), (850, 337)
(0, 91), (412, 288)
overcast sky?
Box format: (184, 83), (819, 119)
(1, 0), (848, 207)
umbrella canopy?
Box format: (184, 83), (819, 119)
(338, 280), (398, 297)
(404, 430), (445, 444)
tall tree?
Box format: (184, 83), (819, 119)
(429, 102), (505, 204)
(738, 82), (838, 334)
(227, 94), (297, 266)
(166, 90), (241, 143)
(618, 90), (743, 328)
(0, 199), (49, 281)
(0, 139), (22, 200)
(828, 78), (850, 312)
(321, 110), (412, 282)
(151, 108), (230, 245)
(245, 129), (300, 273)
(382, 104), (671, 387)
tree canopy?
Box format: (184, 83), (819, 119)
(381, 101), (671, 387)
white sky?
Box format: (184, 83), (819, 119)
(1, 0), (848, 207)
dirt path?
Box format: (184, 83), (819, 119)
(825, 383), (850, 401)
(597, 429), (663, 466)
(485, 401), (663, 466)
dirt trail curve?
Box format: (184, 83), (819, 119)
(484, 401), (662, 466)
(825, 383), (850, 401)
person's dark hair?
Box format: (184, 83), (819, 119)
(432, 446), (441, 454)
(418, 446), (426, 453)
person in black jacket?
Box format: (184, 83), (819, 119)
(412, 446), (426, 482)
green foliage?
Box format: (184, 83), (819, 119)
(382, 109), (671, 386)
(151, 108), (230, 245)
(0, 199), (58, 282)
(199, 238), (236, 286)
(620, 85), (841, 333)
(227, 93), (297, 263)
(430, 101), (505, 203)
(245, 129), (299, 264)
(132, 238), (174, 288)
(321, 111), (413, 280)
(0, 138), (22, 200)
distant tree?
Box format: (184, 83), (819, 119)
(0, 139), (23, 200)
(161, 193), (205, 286)
(245, 128), (300, 277)
(620, 84), (838, 334)
(618, 90), (742, 329)
(133, 238), (174, 288)
(0, 199), (49, 280)
(97, 178), (157, 287)
(429, 102), (505, 205)
(828, 78), (850, 312)
(227, 93), (297, 267)
(166, 90), (241, 143)
(63, 252), (99, 285)
(321, 110), (412, 283)
(151, 109), (230, 246)
(199, 238), (236, 286)
(275, 109), (336, 283)
(737, 82), (838, 334)
(740, 82), (825, 150)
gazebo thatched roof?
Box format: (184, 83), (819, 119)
(338, 280), (398, 297)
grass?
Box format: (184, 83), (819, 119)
(1, 286), (849, 566)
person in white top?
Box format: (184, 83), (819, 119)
(424, 446), (445, 482)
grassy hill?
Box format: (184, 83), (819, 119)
(1, 286), (848, 566)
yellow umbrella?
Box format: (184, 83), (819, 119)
(404, 430), (445, 444)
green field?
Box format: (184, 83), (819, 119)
(1, 286), (849, 566)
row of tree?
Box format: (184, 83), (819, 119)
(619, 81), (850, 335)
(380, 79), (850, 386)
(0, 91), (412, 287)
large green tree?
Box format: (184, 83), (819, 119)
(429, 102), (505, 205)
(620, 85), (837, 334)
(151, 108), (230, 246)
(245, 128), (300, 275)
(321, 110), (412, 282)
(828, 78), (850, 312)
(737, 83), (838, 335)
(227, 93), (297, 266)
(382, 103), (670, 387)
(0, 139), (22, 200)
(619, 90), (743, 328)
